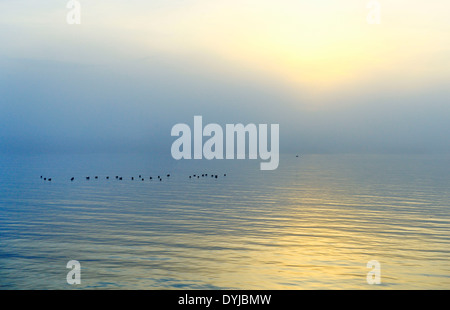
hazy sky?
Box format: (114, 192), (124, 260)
(1, 0), (449, 154)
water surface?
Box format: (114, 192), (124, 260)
(0, 154), (449, 289)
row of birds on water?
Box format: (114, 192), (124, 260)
(39, 173), (227, 182)
(190, 173), (226, 179)
(38, 154), (298, 182)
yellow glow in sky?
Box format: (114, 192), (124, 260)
(4, 0), (448, 95)
(110, 0), (449, 93)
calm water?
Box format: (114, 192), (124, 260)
(0, 153), (449, 289)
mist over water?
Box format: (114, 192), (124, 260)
(1, 153), (449, 289)
(1, 0), (450, 292)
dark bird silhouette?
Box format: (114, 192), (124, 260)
(106, 176), (109, 179)
(189, 176), (191, 178)
(95, 176), (98, 179)
(224, 174), (226, 176)
(142, 178), (144, 181)
(48, 178), (52, 181)
(150, 177), (153, 180)
(119, 177), (122, 180)
(159, 178), (162, 181)
(71, 177), (74, 181)
(167, 174), (170, 177)
(131, 177), (134, 180)
(40, 176), (43, 179)
(197, 176), (200, 178)
(86, 177), (90, 180)
(215, 175), (218, 178)
(115, 176), (119, 179)
(158, 176), (161, 179)
(139, 175), (142, 178)
(44, 178), (47, 181)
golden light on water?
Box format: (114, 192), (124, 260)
(1, 1), (450, 290)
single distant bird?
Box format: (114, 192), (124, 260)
(71, 177), (74, 181)
(44, 178), (47, 181)
(40, 176), (43, 179)
(48, 178), (52, 181)
(119, 177), (122, 180)
(150, 177), (153, 180)
(224, 174), (226, 176)
(167, 174), (170, 177)
(95, 176), (98, 179)
(86, 177), (90, 180)
(106, 176), (109, 179)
